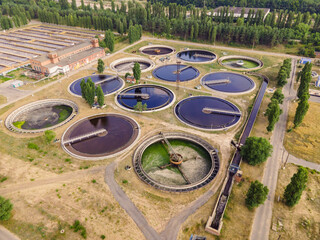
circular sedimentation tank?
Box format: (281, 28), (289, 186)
(116, 84), (175, 112)
(140, 45), (175, 56)
(133, 132), (220, 192)
(110, 57), (155, 73)
(177, 49), (217, 63)
(201, 72), (255, 94)
(68, 75), (124, 97)
(219, 55), (263, 71)
(61, 113), (140, 160)
(5, 99), (78, 133)
(175, 96), (241, 130)
(153, 64), (200, 82)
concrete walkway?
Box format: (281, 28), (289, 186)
(0, 226), (20, 240)
(250, 58), (297, 240)
(287, 154), (320, 171)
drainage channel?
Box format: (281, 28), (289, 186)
(205, 73), (269, 235)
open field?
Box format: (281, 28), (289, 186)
(269, 164), (320, 240)
(284, 101), (320, 164)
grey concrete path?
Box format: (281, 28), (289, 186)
(310, 95), (320, 103)
(250, 59), (297, 240)
(104, 162), (162, 240)
(0, 226), (20, 240)
(287, 154), (320, 171)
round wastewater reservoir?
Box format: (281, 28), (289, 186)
(68, 75), (124, 97)
(5, 99), (78, 133)
(133, 132), (220, 192)
(201, 72), (255, 94)
(110, 57), (155, 73)
(175, 96), (241, 130)
(140, 45), (175, 56)
(153, 64), (200, 82)
(177, 49), (216, 63)
(116, 84), (175, 112)
(61, 114), (140, 160)
(219, 55), (263, 71)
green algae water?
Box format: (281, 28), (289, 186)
(141, 139), (211, 186)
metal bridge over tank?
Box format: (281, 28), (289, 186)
(63, 129), (107, 145)
(173, 65), (192, 74)
(118, 93), (150, 99)
(94, 76), (118, 85)
(205, 79), (231, 85)
(202, 107), (241, 116)
(193, 53), (215, 59)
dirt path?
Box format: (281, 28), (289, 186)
(250, 58), (297, 240)
(0, 166), (104, 195)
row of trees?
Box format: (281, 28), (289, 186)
(277, 59), (292, 87)
(149, 0), (320, 13)
(104, 30), (115, 52)
(294, 62), (312, 128)
(80, 77), (104, 107)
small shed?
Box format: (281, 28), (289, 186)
(11, 80), (23, 88)
(300, 58), (312, 64)
(126, 75), (136, 84)
(315, 76), (320, 87)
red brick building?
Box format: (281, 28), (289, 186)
(30, 39), (105, 75)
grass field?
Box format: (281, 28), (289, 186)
(0, 95), (7, 104)
(284, 101), (320, 164)
(269, 164), (320, 240)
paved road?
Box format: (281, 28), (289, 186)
(0, 80), (32, 105)
(104, 162), (161, 240)
(250, 59), (297, 240)
(287, 154), (320, 171)
(0, 226), (20, 240)
(310, 95), (320, 103)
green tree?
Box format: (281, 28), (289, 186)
(271, 89), (284, 104)
(293, 93), (309, 128)
(86, 78), (95, 106)
(0, 196), (13, 221)
(96, 85), (104, 107)
(44, 130), (56, 144)
(240, 137), (273, 166)
(132, 62), (141, 81)
(71, 0), (77, 10)
(97, 59), (104, 73)
(265, 99), (282, 132)
(284, 167), (308, 207)
(134, 102), (147, 112)
(104, 30), (114, 52)
(245, 181), (269, 210)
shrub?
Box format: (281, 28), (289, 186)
(27, 142), (39, 150)
(44, 130), (56, 144)
(0, 196), (13, 220)
(70, 220), (87, 239)
(245, 181), (269, 209)
(240, 137), (273, 166)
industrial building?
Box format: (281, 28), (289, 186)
(30, 39), (105, 76)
